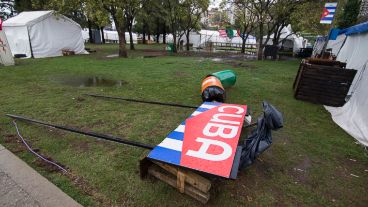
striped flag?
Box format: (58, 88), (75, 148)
(320, 2), (338, 24)
(219, 29), (228, 38)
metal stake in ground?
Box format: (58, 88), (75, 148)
(84, 93), (198, 109)
(6, 114), (154, 150)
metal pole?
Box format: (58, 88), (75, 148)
(6, 114), (154, 150)
(84, 93), (198, 109)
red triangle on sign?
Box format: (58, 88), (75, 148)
(321, 8), (330, 19)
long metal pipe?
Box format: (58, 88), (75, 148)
(6, 114), (154, 150)
(84, 93), (198, 109)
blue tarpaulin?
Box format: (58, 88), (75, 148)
(329, 28), (340, 40)
(338, 21), (368, 36)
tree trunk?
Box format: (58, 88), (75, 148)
(88, 20), (94, 43)
(156, 18), (160, 43)
(163, 25), (166, 44)
(143, 22), (147, 44)
(128, 23), (135, 50)
(118, 30), (128, 57)
(129, 29), (135, 50)
(100, 27), (105, 44)
(186, 30), (190, 51)
(257, 24), (264, 60)
(148, 33), (151, 41)
(172, 34), (177, 53)
(241, 36), (246, 53)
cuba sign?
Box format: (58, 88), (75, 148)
(148, 102), (247, 178)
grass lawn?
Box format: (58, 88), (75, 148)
(0, 44), (367, 206)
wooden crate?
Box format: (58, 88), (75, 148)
(62, 50), (75, 56)
(293, 60), (357, 107)
(140, 157), (211, 204)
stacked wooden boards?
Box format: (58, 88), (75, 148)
(140, 157), (212, 204)
(293, 59), (357, 107)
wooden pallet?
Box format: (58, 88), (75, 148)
(293, 59), (357, 107)
(140, 156), (212, 204)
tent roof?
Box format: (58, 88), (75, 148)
(339, 21), (368, 36)
(4, 11), (53, 27)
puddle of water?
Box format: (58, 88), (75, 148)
(52, 76), (127, 87)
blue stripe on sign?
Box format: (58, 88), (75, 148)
(148, 146), (181, 165)
(322, 17), (334, 21)
(167, 131), (184, 141)
(326, 7), (337, 10)
(203, 101), (222, 106)
(196, 107), (210, 112)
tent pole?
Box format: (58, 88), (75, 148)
(27, 27), (34, 58)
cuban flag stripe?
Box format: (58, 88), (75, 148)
(320, 2), (337, 24)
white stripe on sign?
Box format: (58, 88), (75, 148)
(327, 9), (336, 12)
(175, 124), (185, 133)
(191, 111), (202, 116)
(320, 20), (332, 24)
(325, 3), (337, 7)
(158, 138), (183, 151)
(200, 104), (217, 109)
(326, 14), (334, 18)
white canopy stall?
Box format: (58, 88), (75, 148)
(325, 21), (368, 146)
(264, 25), (308, 54)
(3, 10), (87, 58)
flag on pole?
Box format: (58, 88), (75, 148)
(320, 3), (338, 24)
(219, 29), (228, 38)
(0, 18), (2, 31)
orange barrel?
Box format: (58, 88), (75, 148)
(201, 76), (226, 102)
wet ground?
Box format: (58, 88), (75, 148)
(51, 76), (127, 87)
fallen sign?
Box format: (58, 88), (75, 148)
(148, 102), (247, 178)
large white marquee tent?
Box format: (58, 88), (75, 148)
(3, 10), (87, 58)
(264, 25), (308, 54)
(324, 21), (368, 146)
(159, 30), (257, 48)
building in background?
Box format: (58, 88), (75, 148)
(360, 0), (368, 21)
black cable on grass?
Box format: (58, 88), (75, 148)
(12, 120), (68, 174)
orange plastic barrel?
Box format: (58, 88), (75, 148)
(201, 76), (224, 92)
(201, 76), (226, 102)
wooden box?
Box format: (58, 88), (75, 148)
(293, 59), (357, 107)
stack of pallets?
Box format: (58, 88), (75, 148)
(293, 58), (357, 107)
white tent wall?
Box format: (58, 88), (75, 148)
(81, 29), (138, 44)
(312, 36), (326, 56)
(325, 31), (368, 146)
(4, 26), (31, 57)
(4, 11), (87, 58)
(326, 34), (346, 56)
(176, 30), (257, 48)
(28, 15), (86, 58)
(263, 25), (308, 54)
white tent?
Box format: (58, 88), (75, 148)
(264, 25), (308, 54)
(81, 29), (138, 44)
(3, 11), (87, 58)
(159, 30), (257, 48)
(324, 21), (368, 146)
